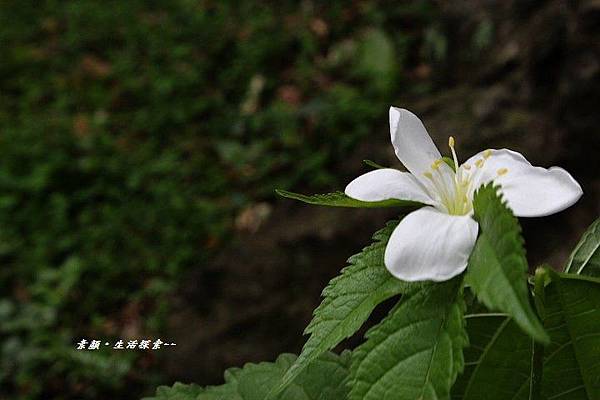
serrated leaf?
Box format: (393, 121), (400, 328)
(142, 382), (204, 400)
(349, 278), (467, 400)
(275, 189), (421, 209)
(452, 272), (600, 400)
(197, 352), (350, 400)
(465, 183), (548, 343)
(149, 352), (351, 400)
(273, 221), (422, 396)
(199, 375), (242, 400)
(288, 351), (352, 400)
(540, 272), (600, 400)
(564, 217), (600, 277)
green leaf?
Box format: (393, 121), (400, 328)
(275, 189), (421, 209)
(540, 272), (600, 400)
(349, 278), (468, 400)
(564, 217), (600, 277)
(204, 352), (351, 400)
(465, 183), (548, 343)
(142, 382), (204, 400)
(272, 221), (422, 396)
(452, 271), (600, 400)
(282, 351), (352, 400)
(454, 316), (534, 400)
(148, 352), (351, 400)
(451, 312), (508, 399)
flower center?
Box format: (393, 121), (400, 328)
(422, 137), (508, 216)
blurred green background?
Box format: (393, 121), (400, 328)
(0, 1), (598, 399)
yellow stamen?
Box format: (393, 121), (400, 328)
(431, 159), (443, 170)
(497, 168), (508, 176)
(475, 159), (484, 168)
(484, 149), (492, 159)
(423, 172), (433, 179)
(448, 136), (460, 173)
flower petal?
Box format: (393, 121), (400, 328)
(345, 168), (434, 204)
(389, 107), (442, 178)
(384, 207), (479, 282)
(464, 149), (583, 217)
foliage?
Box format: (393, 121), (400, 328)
(144, 382), (204, 400)
(564, 217), (600, 276)
(275, 190), (420, 209)
(466, 184), (548, 343)
(349, 278), (467, 400)
(3, 0), (595, 399)
(274, 221), (423, 394)
(539, 272), (600, 399)
(150, 262), (600, 400)
(144, 352), (351, 400)
(202, 184), (600, 400)
(453, 272), (600, 400)
(143, 168), (600, 400)
(0, 1), (443, 398)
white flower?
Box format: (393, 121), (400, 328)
(345, 107), (583, 282)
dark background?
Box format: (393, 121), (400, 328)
(0, 1), (598, 399)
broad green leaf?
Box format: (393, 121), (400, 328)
(273, 221), (422, 395)
(349, 278), (467, 400)
(204, 352), (351, 400)
(465, 183), (548, 343)
(142, 382), (204, 400)
(452, 272), (600, 400)
(540, 272), (600, 400)
(564, 217), (600, 277)
(455, 316), (534, 400)
(275, 189), (421, 209)
(281, 351), (351, 400)
(451, 312), (509, 399)
(147, 352), (351, 400)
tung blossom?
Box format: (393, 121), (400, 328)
(345, 107), (583, 282)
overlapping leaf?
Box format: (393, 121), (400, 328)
(273, 221), (422, 395)
(465, 183), (548, 343)
(452, 272), (600, 400)
(564, 217), (600, 277)
(540, 273), (600, 399)
(453, 315), (533, 400)
(142, 382), (205, 400)
(276, 189), (421, 209)
(349, 278), (467, 400)
(144, 352), (351, 400)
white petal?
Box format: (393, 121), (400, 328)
(464, 149), (583, 217)
(345, 168), (434, 204)
(384, 207), (479, 282)
(389, 107), (442, 178)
